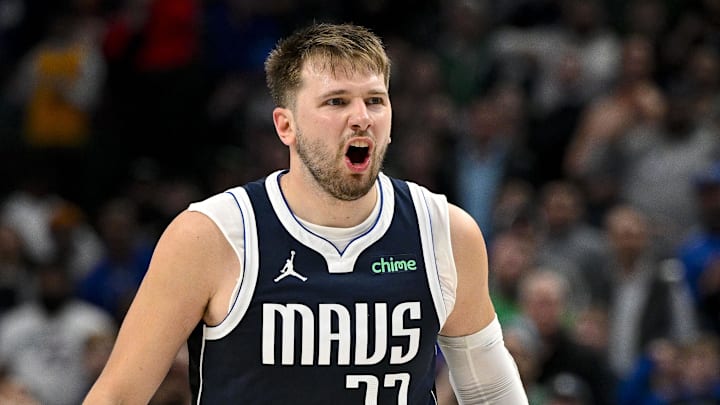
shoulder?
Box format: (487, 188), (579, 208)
(141, 209), (238, 324)
(138, 208), (235, 301)
(446, 203), (488, 280)
(159, 209), (229, 258)
(447, 203), (484, 244)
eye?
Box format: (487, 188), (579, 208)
(326, 98), (346, 106)
(366, 97), (384, 105)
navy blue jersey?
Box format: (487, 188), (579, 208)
(187, 171), (456, 404)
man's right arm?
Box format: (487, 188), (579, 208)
(83, 210), (234, 404)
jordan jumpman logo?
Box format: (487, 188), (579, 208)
(274, 250), (307, 282)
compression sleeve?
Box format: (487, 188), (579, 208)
(437, 315), (529, 404)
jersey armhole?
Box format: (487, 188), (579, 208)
(407, 183), (458, 329)
(188, 188), (259, 339)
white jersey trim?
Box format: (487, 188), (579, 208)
(407, 182), (457, 330)
(188, 187), (259, 340)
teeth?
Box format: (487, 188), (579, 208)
(350, 141), (369, 147)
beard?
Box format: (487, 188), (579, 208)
(295, 126), (386, 201)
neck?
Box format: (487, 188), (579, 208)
(279, 169), (378, 228)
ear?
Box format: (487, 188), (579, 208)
(273, 107), (295, 146)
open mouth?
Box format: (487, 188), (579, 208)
(346, 145), (370, 165)
(345, 140), (372, 171)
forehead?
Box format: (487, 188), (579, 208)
(300, 58), (387, 92)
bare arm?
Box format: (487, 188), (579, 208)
(83, 210), (236, 404)
(438, 204), (528, 404)
(440, 204), (495, 337)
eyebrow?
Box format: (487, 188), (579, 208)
(319, 88), (389, 99)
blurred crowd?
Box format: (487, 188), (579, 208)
(1, 0), (720, 404)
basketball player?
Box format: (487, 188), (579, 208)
(83, 23), (528, 404)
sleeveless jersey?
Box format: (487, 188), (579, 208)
(187, 170), (458, 404)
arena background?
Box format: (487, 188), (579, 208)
(0, 1), (719, 404)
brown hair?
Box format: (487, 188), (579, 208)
(264, 22), (391, 108)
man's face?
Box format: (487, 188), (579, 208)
(290, 60), (392, 201)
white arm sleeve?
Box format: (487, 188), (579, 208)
(437, 315), (529, 404)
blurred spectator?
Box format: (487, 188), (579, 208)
(5, 8), (106, 204)
(493, 0), (621, 114)
(76, 198), (154, 323)
(48, 200), (103, 280)
(621, 0), (669, 42)
(514, 269), (617, 405)
(116, 157), (169, 239)
(497, 0), (564, 28)
(199, 145), (252, 195)
(601, 204), (699, 378)
(0, 0), (61, 84)
(387, 125), (447, 191)
(489, 177), (536, 237)
(434, 0), (497, 105)
(200, 1), (289, 149)
(0, 221), (31, 312)
(524, 49), (586, 189)
(546, 372), (594, 405)
(0, 366), (39, 405)
(201, 1), (284, 78)
(617, 338), (682, 405)
(0, 160), (65, 265)
(564, 34), (665, 226)
(678, 161), (720, 334)
(674, 333), (720, 403)
(162, 176), (204, 214)
(618, 334), (720, 404)
(680, 44), (720, 124)
(148, 175), (203, 237)
(447, 93), (528, 240)
(2, 179), (102, 284)
(81, 330), (115, 390)
(655, 5), (713, 88)
(385, 48), (458, 195)
(488, 229), (538, 324)
(493, 1), (599, 190)
(622, 84), (720, 251)
(0, 0), (81, 157)
(534, 180), (606, 313)
(0, 259), (116, 405)
(388, 48), (454, 126)
(504, 323), (548, 405)
(570, 63), (720, 251)
(99, 0), (204, 180)
(572, 305), (610, 356)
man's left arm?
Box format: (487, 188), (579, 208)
(438, 204), (528, 404)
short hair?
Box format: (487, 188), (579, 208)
(264, 22), (391, 108)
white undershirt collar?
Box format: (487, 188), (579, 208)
(294, 187), (381, 252)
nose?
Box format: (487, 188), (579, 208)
(348, 100), (372, 131)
